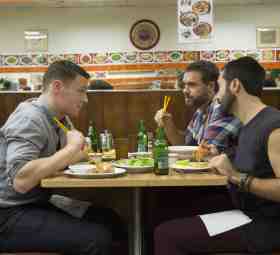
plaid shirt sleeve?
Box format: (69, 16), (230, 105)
(203, 103), (242, 150)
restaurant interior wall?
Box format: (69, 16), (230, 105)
(0, 4), (280, 53)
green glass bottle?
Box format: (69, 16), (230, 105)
(137, 120), (148, 152)
(153, 127), (169, 175)
(88, 120), (99, 153)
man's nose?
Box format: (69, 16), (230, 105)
(83, 93), (88, 104)
(183, 86), (190, 95)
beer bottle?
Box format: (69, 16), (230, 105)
(153, 127), (169, 175)
(88, 120), (99, 153)
(137, 120), (148, 152)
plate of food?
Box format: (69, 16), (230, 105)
(65, 162), (126, 179)
(171, 159), (210, 173)
(69, 162), (96, 172)
(113, 158), (154, 173)
(193, 22), (212, 38)
(179, 11), (199, 27)
(192, 0), (211, 15)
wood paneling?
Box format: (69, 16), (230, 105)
(0, 89), (279, 157)
(0, 91), (189, 156)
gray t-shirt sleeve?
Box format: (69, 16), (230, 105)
(5, 115), (47, 181)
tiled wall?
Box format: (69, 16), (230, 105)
(1, 49), (280, 67)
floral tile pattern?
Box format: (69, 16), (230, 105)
(262, 49), (275, 62)
(32, 54), (48, 66)
(183, 51), (200, 62)
(79, 54), (93, 65)
(0, 49), (279, 67)
(19, 55), (33, 66)
(200, 50), (215, 61)
(138, 52), (154, 63)
(168, 51), (183, 62)
(230, 50), (246, 60)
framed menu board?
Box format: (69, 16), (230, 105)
(178, 0), (213, 43)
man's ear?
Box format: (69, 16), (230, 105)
(230, 78), (241, 95)
(50, 80), (64, 94)
(207, 81), (216, 91)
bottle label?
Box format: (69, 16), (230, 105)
(158, 155), (169, 169)
(137, 143), (147, 152)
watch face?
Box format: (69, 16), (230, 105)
(130, 19), (160, 50)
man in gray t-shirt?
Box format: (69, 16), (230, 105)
(0, 61), (113, 254)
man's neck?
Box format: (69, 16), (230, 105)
(199, 100), (212, 113)
(235, 97), (267, 125)
(40, 93), (65, 120)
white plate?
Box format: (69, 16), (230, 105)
(64, 167), (126, 179)
(171, 162), (210, 173)
(168, 146), (198, 153)
(113, 160), (153, 173)
(69, 163), (96, 172)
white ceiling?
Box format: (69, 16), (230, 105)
(0, 0), (279, 7)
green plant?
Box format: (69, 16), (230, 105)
(0, 78), (12, 90)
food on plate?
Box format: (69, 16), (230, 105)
(95, 162), (114, 173)
(192, 142), (210, 162)
(174, 159), (209, 168)
(117, 158), (154, 167)
(193, 22), (212, 37)
(180, 11), (199, 27)
(175, 159), (190, 167)
(192, 0), (211, 15)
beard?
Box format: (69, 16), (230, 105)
(184, 93), (209, 109)
(220, 88), (236, 115)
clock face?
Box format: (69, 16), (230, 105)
(130, 20), (160, 50)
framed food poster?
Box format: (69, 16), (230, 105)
(130, 19), (160, 50)
(24, 29), (48, 52)
(256, 27), (280, 48)
(178, 0), (213, 43)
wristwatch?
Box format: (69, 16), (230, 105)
(239, 173), (249, 192)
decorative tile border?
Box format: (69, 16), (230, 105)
(0, 49), (280, 67)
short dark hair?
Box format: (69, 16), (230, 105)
(186, 60), (219, 93)
(88, 79), (113, 90)
(42, 60), (90, 92)
(223, 57), (265, 97)
(177, 72), (185, 89)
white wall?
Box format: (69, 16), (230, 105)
(1, 4), (280, 54)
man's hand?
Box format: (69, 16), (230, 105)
(66, 130), (85, 152)
(209, 154), (240, 183)
(154, 109), (173, 127)
(199, 140), (219, 156)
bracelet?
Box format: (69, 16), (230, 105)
(238, 173), (248, 192)
(244, 175), (254, 193)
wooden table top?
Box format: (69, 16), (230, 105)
(41, 171), (227, 188)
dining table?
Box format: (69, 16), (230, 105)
(41, 170), (227, 255)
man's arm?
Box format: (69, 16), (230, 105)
(209, 129), (280, 202)
(163, 117), (185, 145)
(246, 129), (280, 202)
(13, 130), (84, 194)
(154, 109), (185, 145)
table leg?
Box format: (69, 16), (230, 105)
(131, 187), (142, 255)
